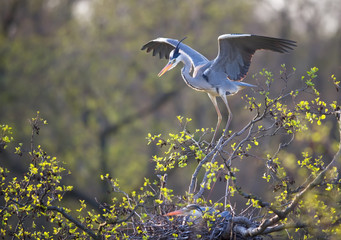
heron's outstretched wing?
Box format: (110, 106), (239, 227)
(208, 34), (297, 81)
(141, 38), (208, 68)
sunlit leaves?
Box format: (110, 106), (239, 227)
(259, 68), (274, 87)
(1, 65), (341, 239)
(0, 124), (13, 150)
(330, 74), (340, 91)
(147, 117), (209, 172)
(202, 162), (224, 190)
(0, 116), (74, 239)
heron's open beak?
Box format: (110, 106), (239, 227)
(158, 63), (173, 77)
(164, 210), (184, 216)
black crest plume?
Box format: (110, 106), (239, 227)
(173, 37), (187, 58)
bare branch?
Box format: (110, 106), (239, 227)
(234, 221), (308, 237)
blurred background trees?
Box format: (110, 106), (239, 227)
(0, 0), (340, 211)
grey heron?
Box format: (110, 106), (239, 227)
(141, 34), (296, 143)
(164, 204), (232, 225)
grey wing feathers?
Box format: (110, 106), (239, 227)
(141, 38), (208, 67)
(141, 38), (176, 59)
(210, 34), (297, 81)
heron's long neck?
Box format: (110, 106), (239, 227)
(180, 54), (209, 91)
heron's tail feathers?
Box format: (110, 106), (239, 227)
(236, 81), (257, 90)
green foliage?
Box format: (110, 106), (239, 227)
(0, 0), (259, 198)
(0, 124), (13, 150)
(1, 114), (76, 239)
(147, 117), (211, 172)
(0, 114), (172, 239)
(1, 4), (340, 237)
(146, 66), (341, 239)
(0, 67), (341, 239)
(0, 0), (340, 238)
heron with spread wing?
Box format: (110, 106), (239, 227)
(141, 34), (296, 143)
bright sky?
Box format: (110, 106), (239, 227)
(255, 0), (340, 36)
(71, 0), (340, 36)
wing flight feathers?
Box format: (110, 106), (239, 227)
(210, 34), (296, 81)
(142, 34), (296, 81)
(141, 38), (208, 68)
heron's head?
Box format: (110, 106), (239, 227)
(164, 204), (203, 217)
(158, 37), (187, 77)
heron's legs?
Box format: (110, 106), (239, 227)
(221, 94), (233, 136)
(208, 94), (222, 144)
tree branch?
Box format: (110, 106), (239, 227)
(238, 110), (341, 237)
(47, 206), (100, 240)
(234, 221), (308, 237)
(190, 110), (264, 199)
